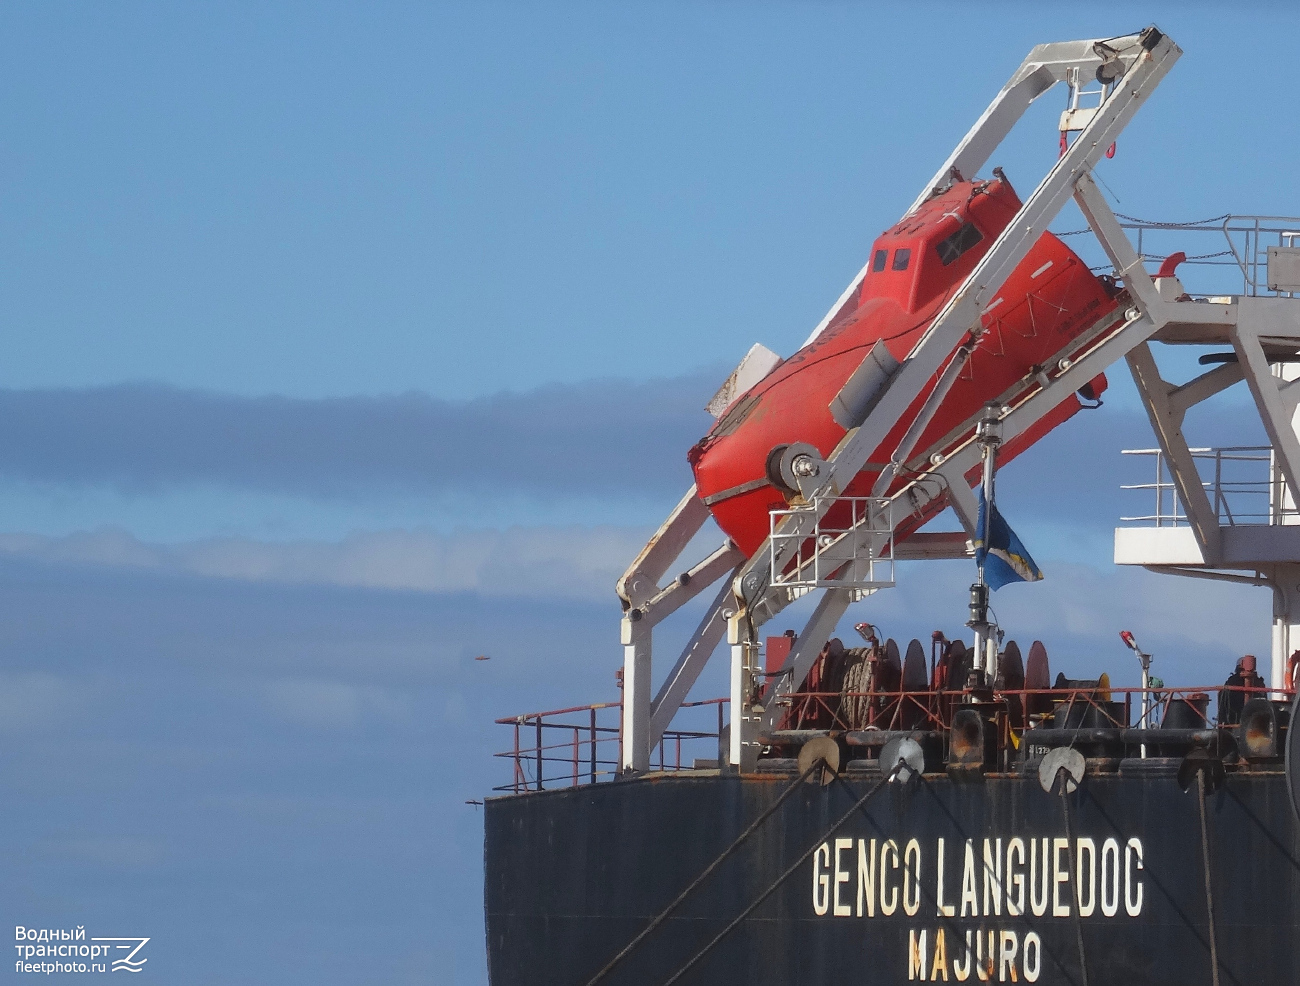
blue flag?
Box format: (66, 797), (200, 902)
(974, 488), (1043, 590)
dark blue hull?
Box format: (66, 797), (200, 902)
(484, 764), (1298, 985)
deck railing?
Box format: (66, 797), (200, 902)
(1120, 446), (1298, 527)
(493, 697), (727, 794)
(1057, 213), (1300, 299)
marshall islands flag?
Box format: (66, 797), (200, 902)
(974, 488), (1043, 590)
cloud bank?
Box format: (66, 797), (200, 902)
(0, 525), (655, 602)
(0, 522), (1270, 685)
(0, 375), (1267, 534)
(0, 376), (718, 497)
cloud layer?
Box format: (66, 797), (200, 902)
(0, 554), (625, 986)
(0, 525), (656, 601)
(0, 521), (1270, 687)
(0, 376), (718, 498)
(0, 375), (1267, 536)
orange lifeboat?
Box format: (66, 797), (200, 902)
(689, 175), (1122, 556)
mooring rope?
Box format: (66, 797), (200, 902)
(658, 764), (902, 986)
(1055, 768), (1091, 986)
(582, 758), (823, 986)
(916, 772), (1080, 985)
(1195, 769), (1222, 986)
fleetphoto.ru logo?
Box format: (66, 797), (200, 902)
(14, 927), (150, 974)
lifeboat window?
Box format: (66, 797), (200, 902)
(936, 222), (983, 266)
(891, 248), (911, 271)
(871, 249), (888, 272)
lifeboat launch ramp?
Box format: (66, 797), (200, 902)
(612, 27), (1300, 774)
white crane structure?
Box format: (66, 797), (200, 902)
(613, 27), (1300, 774)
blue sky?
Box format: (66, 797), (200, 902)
(2, 3), (1296, 984)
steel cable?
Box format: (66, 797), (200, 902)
(666, 763), (1084, 986)
(1114, 212), (1231, 228)
(915, 771), (1080, 985)
(1196, 769), (1222, 986)
(582, 758), (822, 986)
(658, 763), (901, 986)
(1086, 788), (1236, 977)
(1056, 768), (1090, 986)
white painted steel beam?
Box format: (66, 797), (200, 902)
(1168, 362), (1244, 417)
(620, 617), (652, 773)
(637, 541), (746, 627)
(1115, 525), (1300, 567)
(870, 343), (973, 498)
(893, 531), (973, 561)
(907, 35), (1147, 218)
(1125, 342), (1222, 562)
(647, 577), (735, 748)
(621, 540), (743, 772)
(1073, 174), (1163, 314)
(727, 613), (757, 770)
(616, 486), (709, 610)
(935, 464), (981, 537)
(1232, 319), (1300, 501)
(616, 488), (728, 773)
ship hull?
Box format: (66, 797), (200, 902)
(484, 768), (1298, 985)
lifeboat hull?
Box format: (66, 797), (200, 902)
(690, 177), (1123, 556)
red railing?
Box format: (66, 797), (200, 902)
(493, 698), (728, 794)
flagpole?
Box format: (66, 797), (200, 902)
(969, 402), (1003, 685)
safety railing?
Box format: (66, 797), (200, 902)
(1119, 446), (1299, 527)
(493, 697), (727, 794)
(769, 496), (894, 597)
(1057, 213), (1300, 298)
